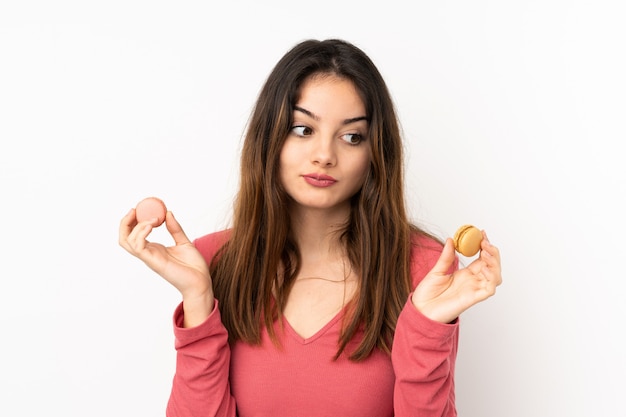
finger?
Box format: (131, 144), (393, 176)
(482, 265), (503, 288)
(476, 233), (502, 287)
(480, 235), (501, 268)
(125, 219), (156, 254)
(164, 211), (192, 246)
(430, 238), (457, 276)
(482, 252), (503, 287)
(478, 230), (498, 255)
(118, 208), (138, 249)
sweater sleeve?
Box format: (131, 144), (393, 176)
(166, 301), (237, 417)
(391, 233), (459, 416)
(165, 230), (235, 416)
(392, 298), (459, 417)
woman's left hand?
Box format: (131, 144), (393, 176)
(411, 231), (502, 323)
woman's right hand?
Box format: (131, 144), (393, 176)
(119, 207), (215, 327)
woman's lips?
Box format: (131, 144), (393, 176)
(302, 173), (337, 187)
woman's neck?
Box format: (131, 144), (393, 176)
(289, 205), (349, 262)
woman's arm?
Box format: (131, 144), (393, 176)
(167, 302), (236, 417)
(392, 231), (501, 416)
(392, 299), (459, 417)
(120, 209), (235, 416)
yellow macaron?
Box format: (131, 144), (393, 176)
(453, 225), (483, 257)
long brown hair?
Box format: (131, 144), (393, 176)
(211, 39), (427, 361)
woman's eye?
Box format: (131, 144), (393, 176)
(291, 126), (312, 137)
(341, 133), (363, 145)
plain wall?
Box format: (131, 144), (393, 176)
(1, 1), (624, 416)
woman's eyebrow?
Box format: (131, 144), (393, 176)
(294, 106), (368, 125)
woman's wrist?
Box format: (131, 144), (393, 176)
(181, 290), (215, 328)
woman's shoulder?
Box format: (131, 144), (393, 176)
(193, 229), (232, 263)
(410, 231), (443, 248)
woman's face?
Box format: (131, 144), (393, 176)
(279, 74), (371, 215)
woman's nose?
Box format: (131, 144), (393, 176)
(311, 136), (336, 166)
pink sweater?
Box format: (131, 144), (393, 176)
(166, 231), (459, 417)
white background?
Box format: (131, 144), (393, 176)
(1, 1), (624, 416)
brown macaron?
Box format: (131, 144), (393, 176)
(453, 225), (482, 257)
(135, 197), (167, 227)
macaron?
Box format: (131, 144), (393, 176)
(453, 225), (482, 257)
(135, 197), (167, 227)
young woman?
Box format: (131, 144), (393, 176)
(119, 39), (502, 417)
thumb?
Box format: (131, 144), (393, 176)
(430, 238), (457, 276)
(164, 211), (192, 246)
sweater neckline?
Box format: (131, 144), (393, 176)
(281, 307), (346, 345)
